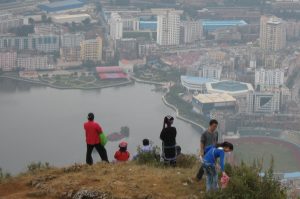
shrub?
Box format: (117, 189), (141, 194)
(134, 145), (161, 166)
(0, 168), (11, 182)
(27, 162), (51, 173)
(204, 161), (286, 199)
(176, 154), (198, 168)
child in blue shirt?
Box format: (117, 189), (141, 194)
(202, 141), (234, 192)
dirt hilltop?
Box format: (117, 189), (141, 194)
(0, 162), (204, 199)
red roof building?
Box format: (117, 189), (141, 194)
(96, 66), (128, 80)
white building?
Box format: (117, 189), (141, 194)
(17, 54), (52, 70)
(32, 34), (60, 53)
(181, 75), (218, 93)
(247, 91), (280, 113)
(122, 16), (139, 31)
(0, 13), (24, 33)
(201, 65), (222, 80)
(51, 14), (91, 24)
(0, 51), (17, 71)
(0, 34), (60, 53)
(181, 20), (202, 44)
(156, 9), (181, 46)
(255, 68), (284, 90)
(109, 13), (123, 40)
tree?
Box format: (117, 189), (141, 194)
(28, 18), (35, 25)
(82, 18), (91, 26)
(41, 14), (47, 23)
(9, 25), (34, 37)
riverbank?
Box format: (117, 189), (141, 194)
(0, 75), (133, 90)
(131, 75), (206, 131)
(162, 95), (205, 131)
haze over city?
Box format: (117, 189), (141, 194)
(1, 0), (300, 198)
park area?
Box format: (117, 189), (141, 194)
(229, 137), (300, 172)
(40, 73), (130, 89)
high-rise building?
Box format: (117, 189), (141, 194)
(60, 33), (84, 62)
(180, 20), (202, 44)
(200, 65), (222, 80)
(260, 15), (286, 51)
(247, 91), (280, 113)
(255, 68), (284, 90)
(80, 37), (103, 62)
(156, 9), (181, 46)
(109, 13), (123, 40)
(61, 32), (84, 48)
(0, 51), (17, 71)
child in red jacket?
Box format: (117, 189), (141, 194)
(114, 141), (130, 162)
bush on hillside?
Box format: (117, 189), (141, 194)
(0, 167), (11, 182)
(27, 162), (51, 173)
(134, 145), (161, 166)
(176, 154), (198, 168)
(205, 161), (286, 199)
(134, 145), (198, 168)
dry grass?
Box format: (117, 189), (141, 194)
(0, 162), (205, 199)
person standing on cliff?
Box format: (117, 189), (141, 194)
(160, 116), (177, 166)
(84, 113), (109, 164)
(196, 119), (219, 181)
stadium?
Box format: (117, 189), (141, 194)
(227, 136), (300, 172)
(206, 80), (254, 97)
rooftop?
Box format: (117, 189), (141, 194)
(40, 0), (85, 8)
(38, 0), (85, 12)
(206, 80), (254, 94)
(181, 76), (218, 85)
(202, 20), (248, 26)
(193, 93), (236, 104)
(52, 14), (90, 19)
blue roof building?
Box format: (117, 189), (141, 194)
(38, 0), (86, 13)
(202, 20), (247, 32)
(181, 76), (218, 92)
(139, 21), (157, 31)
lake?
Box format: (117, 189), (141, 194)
(0, 78), (202, 174)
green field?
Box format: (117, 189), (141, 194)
(234, 142), (300, 172)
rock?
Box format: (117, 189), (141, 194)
(72, 189), (112, 199)
(182, 182), (188, 186)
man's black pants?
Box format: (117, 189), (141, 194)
(196, 165), (205, 180)
(86, 144), (109, 165)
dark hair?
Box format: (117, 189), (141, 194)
(209, 119), (218, 126)
(143, 139), (149, 146)
(119, 146), (127, 152)
(88, 113), (94, 121)
(216, 141), (234, 151)
(163, 115), (174, 129)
